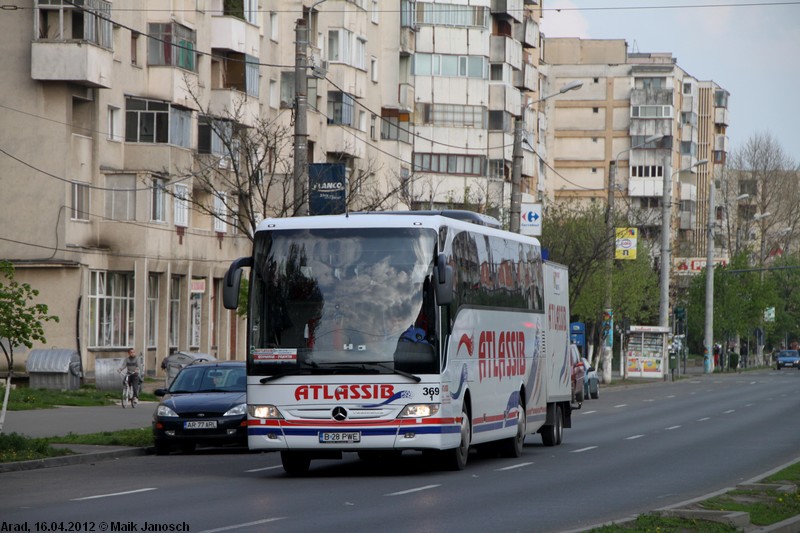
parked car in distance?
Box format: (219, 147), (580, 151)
(152, 361), (247, 455)
(570, 344), (585, 404)
(776, 349), (800, 370)
(582, 357), (599, 400)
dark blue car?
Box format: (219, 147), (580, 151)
(152, 361), (247, 455)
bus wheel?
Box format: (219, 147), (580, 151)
(281, 451), (311, 475)
(500, 398), (526, 458)
(541, 405), (563, 447)
(444, 405), (470, 470)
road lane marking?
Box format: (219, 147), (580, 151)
(666, 425), (681, 430)
(614, 404), (627, 408)
(666, 395), (676, 399)
(626, 435), (645, 440)
(643, 399), (655, 402)
(697, 417), (711, 422)
(582, 410), (597, 415)
(71, 488), (156, 501)
(723, 409), (735, 414)
(572, 446), (598, 453)
(496, 462), (533, 471)
(386, 484), (441, 496)
(245, 465), (283, 472)
(198, 518), (286, 532)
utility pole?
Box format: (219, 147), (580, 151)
(293, 18), (309, 217)
(703, 179), (715, 373)
(509, 81), (583, 233)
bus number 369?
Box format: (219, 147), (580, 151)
(422, 386), (440, 400)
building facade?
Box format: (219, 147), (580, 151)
(0, 0), (549, 375)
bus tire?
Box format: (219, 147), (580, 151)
(444, 404), (470, 470)
(281, 451), (311, 475)
(499, 396), (526, 458)
(541, 405), (563, 447)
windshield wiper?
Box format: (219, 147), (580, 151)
(259, 360), (318, 384)
(319, 361), (421, 383)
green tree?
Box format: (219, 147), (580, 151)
(0, 261), (59, 432)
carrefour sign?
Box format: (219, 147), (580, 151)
(520, 202), (542, 237)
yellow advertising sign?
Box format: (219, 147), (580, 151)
(615, 227), (637, 260)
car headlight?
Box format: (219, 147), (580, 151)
(157, 405), (178, 417)
(223, 403), (247, 417)
(399, 404), (440, 418)
(248, 404), (283, 419)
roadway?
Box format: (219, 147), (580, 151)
(2, 369), (799, 533)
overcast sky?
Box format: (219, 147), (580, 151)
(539, 0), (800, 163)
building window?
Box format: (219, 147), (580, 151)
(269, 79), (278, 109)
(413, 153), (486, 176)
(714, 90), (729, 108)
(371, 0), (379, 23)
(108, 106), (122, 142)
(631, 105), (673, 118)
(270, 12), (278, 40)
(169, 275), (181, 348)
(125, 97), (191, 147)
(190, 283), (203, 348)
(35, 0), (112, 47)
(631, 165), (664, 178)
(174, 184), (189, 227)
(415, 103), (486, 128)
(147, 274), (159, 348)
(71, 182), (90, 221)
(89, 271), (135, 348)
(370, 114), (377, 140)
(370, 56), (378, 83)
(151, 177), (166, 222)
(354, 37), (367, 70)
(327, 91), (355, 126)
(214, 193), (227, 233)
(105, 174), (136, 221)
(224, 0), (258, 24)
(130, 32), (139, 65)
(214, 52), (259, 97)
(413, 53), (486, 79)
(328, 28), (352, 63)
(148, 22), (196, 71)
(415, 2), (488, 28)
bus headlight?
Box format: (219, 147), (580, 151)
(248, 404), (283, 419)
(399, 404), (440, 418)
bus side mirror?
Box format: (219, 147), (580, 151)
(433, 253), (453, 306)
(223, 257), (252, 310)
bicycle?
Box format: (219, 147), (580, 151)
(121, 371), (138, 408)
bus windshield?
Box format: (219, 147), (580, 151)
(248, 227), (438, 375)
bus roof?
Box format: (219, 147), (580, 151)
(254, 211), (540, 246)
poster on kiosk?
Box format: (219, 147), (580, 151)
(625, 325), (670, 379)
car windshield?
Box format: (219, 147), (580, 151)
(169, 366), (246, 393)
(779, 350), (799, 358)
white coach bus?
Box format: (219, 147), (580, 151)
(222, 210), (578, 474)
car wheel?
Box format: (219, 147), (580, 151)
(443, 404), (470, 470)
(499, 395), (526, 458)
(541, 405), (563, 447)
(281, 451), (311, 475)
(591, 381), (599, 400)
(154, 441), (171, 456)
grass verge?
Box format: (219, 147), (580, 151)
(1, 383), (157, 410)
(0, 428), (152, 463)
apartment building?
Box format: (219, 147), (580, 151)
(0, 0), (547, 375)
(542, 38), (730, 279)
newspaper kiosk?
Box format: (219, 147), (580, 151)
(625, 325), (670, 379)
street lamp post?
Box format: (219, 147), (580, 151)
(510, 80), (583, 233)
(605, 134), (663, 380)
(660, 159), (708, 328)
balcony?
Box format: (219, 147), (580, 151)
(628, 177), (663, 198)
(147, 68), (200, 110)
(490, 35), (522, 70)
(491, 0), (524, 23)
(715, 134), (729, 153)
(31, 42), (113, 88)
(211, 15), (260, 55)
(400, 26), (416, 55)
(631, 88), (674, 106)
(326, 126), (366, 160)
(513, 17), (539, 49)
(210, 90), (260, 127)
(489, 84), (522, 114)
(398, 83), (415, 112)
(512, 61), (537, 91)
(715, 107), (730, 126)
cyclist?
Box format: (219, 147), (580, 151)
(119, 348), (142, 404)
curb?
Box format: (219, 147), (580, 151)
(0, 446), (150, 474)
